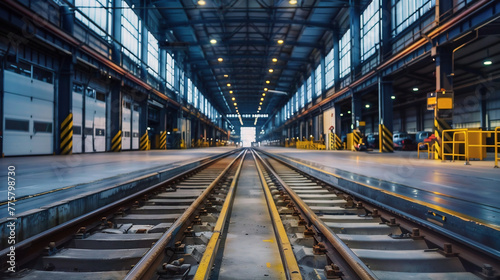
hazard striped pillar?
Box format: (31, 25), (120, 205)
(434, 117), (452, 160)
(353, 131), (362, 146)
(140, 131), (149, 150)
(334, 134), (342, 150)
(379, 124), (394, 153)
(111, 130), (122, 152)
(329, 133), (334, 150)
(159, 131), (167, 150)
(60, 113), (73, 155)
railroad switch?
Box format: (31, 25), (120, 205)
(313, 242), (327, 255)
(324, 264), (342, 279)
(438, 243), (458, 257)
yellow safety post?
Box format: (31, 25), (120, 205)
(60, 113), (73, 155)
(379, 124), (393, 153)
(111, 130), (122, 152)
(159, 131), (167, 150)
(140, 131), (149, 150)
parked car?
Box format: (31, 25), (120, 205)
(393, 131), (411, 150)
(366, 133), (379, 149)
(416, 131), (432, 144)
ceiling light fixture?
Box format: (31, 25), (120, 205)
(266, 80), (270, 84)
(231, 97), (235, 101)
(264, 88), (268, 91)
(262, 93), (266, 96)
(483, 60), (493, 66)
(218, 57), (223, 62)
(234, 102), (237, 106)
(210, 39), (217, 44)
(197, 0), (206, 5)
(277, 39), (284, 44)
(229, 90), (233, 94)
(259, 102), (262, 105)
(365, 104), (370, 108)
(269, 69), (274, 73)
(224, 74), (228, 78)
(261, 98), (264, 101)
(227, 83), (231, 87)
(272, 58), (278, 62)
(289, 0), (297, 4)
(391, 96), (396, 100)
(412, 87), (419, 92)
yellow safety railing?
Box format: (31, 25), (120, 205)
(442, 129), (469, 164)
(295, 137), (325, 150)
(417, 142), (433, 159)
(495, 127), (499, 168)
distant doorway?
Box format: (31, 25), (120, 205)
(241, 127), (256, 147)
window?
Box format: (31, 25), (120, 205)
(179, 69), (185, 98)
(339, 29), (351, 78)
(84, 127), (93, 136)
(306, 76), (312, 103)
(73, 126), (82, 135)
(187, 78), (193, 104)
(75, 0), (111, 37)
(5, 119), (29, 132)
(325, 48), (334, 89)
(96, 92), (106, 101)
(300, 84), (306, 108)
(121, 0), (141, 63)
(33, 66), (53, 84)
(124, 131), (130, 137)
(34, 121), (52, 133)
(147, 31), (159, 76)
(193, 86), (199, 109)
(361, 0), (380, 61)
(392, 0), (435, 36)
(200, 95), (205, 114)
(166, 52), (175, 90)
(95, 128), (105, 136)
(314, 64), (322, 97)
(295, 91), (299, 112)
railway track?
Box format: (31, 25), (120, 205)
(3, 148), (499, 279)
(4, 150), (246, 279)
(252, 149), (500, 280)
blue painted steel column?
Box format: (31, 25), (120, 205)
(58, 4), (75, 154)
(159, 49), (167, 93)
(140, 0), (148, 81)
(378, 76), (393, 133)
(333, 29), (340, 91)
(380, 0), (392, 59)
(109, 80), (122, 151)
(320, 50), (326, 99)
(111, 0), (122, 64)
(350, 0), (361, 77)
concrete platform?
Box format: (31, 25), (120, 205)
(260, 147), (500, 229)
(0, 147), (235, 216)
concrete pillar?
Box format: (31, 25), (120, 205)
(350, 0), (361, 77)
(111, 0), (122, 64)
(351, 92), (362, 130)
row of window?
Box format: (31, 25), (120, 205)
(280, 0), (435, 122)
(75, 0), (221, 125)
(5, 119), (52, 133)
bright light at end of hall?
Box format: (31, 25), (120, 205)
(218, 57), (223, 62)
(269, 69), (274, 73)
(483, 60), (493, 65)
(210, 39), (217, 44)
(197, 0), (206, 5)
(412, 87), (419, 92)
(272, 58), (278, 62)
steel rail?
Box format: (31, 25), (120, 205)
(193, 149), (247, 280)
(125, 149), (246, 280)
(251, 149), (302, 280)
(253, 150), (378, 280)
(0, 150), (237, 272)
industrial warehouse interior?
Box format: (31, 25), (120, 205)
(0, 0), (499, 279)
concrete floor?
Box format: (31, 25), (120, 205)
(215, 154), (285, 280)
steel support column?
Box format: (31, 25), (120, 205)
(378, 76), (394, 152)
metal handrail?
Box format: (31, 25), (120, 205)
(442, 129), (469, 164)
(253, 151), (378, 280)
(417, 142), (430, 159)
(496, 127), (499, 168)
